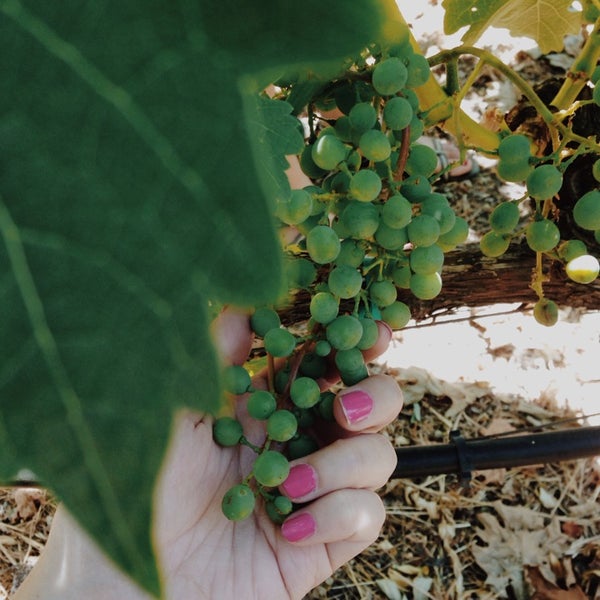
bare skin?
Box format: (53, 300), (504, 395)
(14, 309), (403, 600)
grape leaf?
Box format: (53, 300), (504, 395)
(0, 0), (399, 597)
(442, 0), (582, 54)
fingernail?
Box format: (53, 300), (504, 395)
(281, 512), (316, 542)
(377, 320), (393, 339)
(340, 390), (373, 425)
(281, 464), (317, 499)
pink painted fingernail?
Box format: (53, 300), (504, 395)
(281, 464), (317, 499)
(281, 512), (316, 542)
(340, 390), (373, 425)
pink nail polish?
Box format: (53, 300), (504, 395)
(281, 512), (316, 542)
(281, 464), (317, 499)
(340, 390), (373, 424)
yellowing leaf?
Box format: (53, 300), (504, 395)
(443, 0), (582, 54)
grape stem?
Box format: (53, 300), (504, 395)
(393, 125), (411, 181)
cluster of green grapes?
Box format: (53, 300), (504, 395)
(212, 41), (471, 522)
(483, 132), (600, 325)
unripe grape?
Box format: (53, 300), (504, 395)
(558, 239), (587, 262)
(405, 143), (438, 177)
(328, 265), (363, 299)
(400, 175), (432, 202)
(405, 52), (431, 88)
(284, 256), (317, 290)
(565, 254), (599, 283)
(573, 189), (600, 230)
(480, 231), (510, 257)
(221, 484), (255, 521)
(592, 159), (600, 183)
(372, 57), (408, 95)
(326, 314), (364, 350)
(253, 450), (290, 487)
(335, 347), (368, 386)
(381, 301), (411, 329)
(382, 194), (412, 229)
(526, 219), (560, 252)
(247, 390), (277, 420)
(526, 165), (563, 200)
(266, 410), (298, 442)
(314, 339), (332, 357)
(349, 102), (377, 132)
(407, 214), (440, 247)
(287, 433), (319, 459)
(348, 169), (382, 202)
(251, 307), (281, 337)
(497, 158), (533, 183)
(498, 134), (531, 163)
(437, 216), (469, 250)
(533, 298), (559, 327)
(409, 244), (444, 274)
(392, 265), (412, 288)
(383, 96), (413, 130)
(311, 134), (348, 170)
(375, 222), (409, 250)
(310, 291), (339, 324)
(276, 189), (313, 225)
(213, 417), (244, 447)
(489, 201), (520, 234)
(335, 239), (366, 267)
(264, 327), (296, 357)
(306, 225), (341, 264)
(369, 279), (398, 307)
(300, 144), (327, 178)
(341, 200), (380, 238)
(223, 365), (251, 395)
(290, 376), (321, 408)
(421, 193), (455, 234)
(359, 130), (392, 162)
(357, 317), (380, 350)
(410, 272), (442, 300)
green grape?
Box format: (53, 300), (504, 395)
(498, 134), (531, 163)
(489, 201), (520, 234)
(357, 317), (380, 350)
(306, 225), (341, 264)
(247, 390), (277, 420)
(334, 115), (353, 142)
(335, 347), (368, 386)
(310, 291), (339, 324)
(408, 113), (425, 141)
(400, 175), (432, 203)
(267, 410), (298, 442)
(533, 298), (559, 327)
(335, 239), (366, 267)
(410, 272), (442, 300)
(565, 254), (599, 283)
(253, 450), (290, 487)
(223, 365), (251, 395)
(375, 222), (409, 250)
(573, 189), (600, 230)
(372, 57), (408, 95)
(251, 307), (281, 338)
(274, 366), (291, 394)
(290, 376), (321, 408)
(284, 256), (317, 290)
(349, 102), (377, 132)
(526, 165), (563, 200)
(382, 194), (412, 229)
(293, 406), (315, 429)
(287, 433), (319, 460)
(311, 134), (348, 170)
(409, 244), (444, 274)
(325, 170), (351, 193)
(480, 231), (510, 257)
(341, 200), (380, 238)
(392, 265), (412, 288)
(276, 189), (313, 225)
(274, 494), (293, 515)
(437, 216), (469, 250)
(328, 265), (363, 299)
(349, 169), (382, 202)
(314, 339), (332, 357)
(381, 301), (411, 329)
(405, 143), (438, 177)
(407, 214), (440, 247)
(421, 193), (456, 234)
(300, 144), (327, 179)
(526, 219), (560, 252)
(359, 130), (392, 162)
(405, 52), (431, 88)
(299, 352), (327, 379)
(369, 279), (397, 308)
(383, 96), (413, 130)
(497, 158), (533, 183)
(213, 416), (244, 447)
(221, 484), (256, 521)
(316, 391), (336, 421)
(558, 239), (587, 262)
(326, 314), (364, 350)
(264, 327), (296, 357)
(592, 159), (600, 183)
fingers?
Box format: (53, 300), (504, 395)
(210, 306), (254, 366)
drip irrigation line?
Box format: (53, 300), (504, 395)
(391, 424), (600, 481)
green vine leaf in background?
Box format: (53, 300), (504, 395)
(442, 0), (582, 53)
(0, 0), (401, 596)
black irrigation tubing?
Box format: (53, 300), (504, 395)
(391, 425), (600, 482)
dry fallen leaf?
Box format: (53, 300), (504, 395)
(525, 565), (588, 599)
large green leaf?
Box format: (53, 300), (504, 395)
(442, 0), (582, 54)
(0, 0), (401, 596)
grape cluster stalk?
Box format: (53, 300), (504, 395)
(213, 31), (600, 521)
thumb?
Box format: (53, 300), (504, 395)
(210, 306), (254, 366)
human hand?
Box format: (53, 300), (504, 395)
(14, 307), (402, 600)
